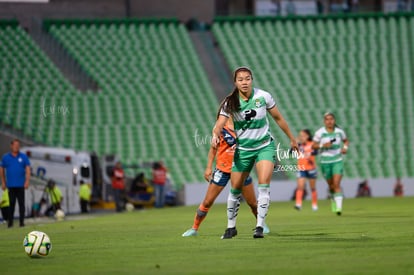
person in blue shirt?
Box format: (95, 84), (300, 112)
(0, 139), (31, 228)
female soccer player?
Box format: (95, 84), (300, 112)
(313, 112), (349, 215)
(294, 129), (318, 211)
(182, 115), (269, 237)
(212, 67), (298, 239)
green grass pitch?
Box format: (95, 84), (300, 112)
(1, 197), (413, 274)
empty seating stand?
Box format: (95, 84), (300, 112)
(212, 13), (414, 179)
(0, 19), (219, 188)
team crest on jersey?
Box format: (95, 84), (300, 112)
(255, 99), (261, 108)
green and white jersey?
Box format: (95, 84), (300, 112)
(313, 127), (347, 164)
(220, 88), (276, 151)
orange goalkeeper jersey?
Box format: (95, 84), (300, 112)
(215, 126), (237, 174)
(297, 141), (317, 171)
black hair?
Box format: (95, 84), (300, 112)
(324, 112), (340, 129)
(301, 129), (313, 141)
(216, 98), (227, 119)
(47, 179), (56, 188)
(10, 139), (20, 144)
(153, 162), (161, 170)
(222, 67), (253, 115)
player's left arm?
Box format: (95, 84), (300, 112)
(341, 138), (349, 154)
(58, 188), (63, 202)
(25, 165), (30, 189)
(268, 106), (298, 151)
(204, 146), (217, 182)
(0, 166), (5, 191)
(341, 129), (349, 154)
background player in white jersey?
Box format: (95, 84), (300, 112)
(313, 112), (349, 215)
(212, 67), (298, 239)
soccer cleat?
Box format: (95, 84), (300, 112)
(294, 205), (302, 211)
(221, 227), (237, 239)
(182, 228), (198, 237)
(253, 226), (264, 238)
(336, 208), (342, 216)
(312, 205), (318, 211)
(263, 223), (270, 234)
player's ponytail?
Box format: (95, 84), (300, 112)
(216, 98), (227, 119)
(223, 66), (253, 114)
(223, 88), (239, 114)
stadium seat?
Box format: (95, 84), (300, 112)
(0, 20), (218, 189)
(212, 14), (414, 179)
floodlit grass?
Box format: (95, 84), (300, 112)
(1, 197), (413, 274)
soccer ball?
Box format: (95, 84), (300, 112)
(55, 209), (65, 221)
(23, 231), (52, 257)
(125, 202), (134, 212)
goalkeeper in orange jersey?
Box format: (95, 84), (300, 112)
(294, 129), (318, 211)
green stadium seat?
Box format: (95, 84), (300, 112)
(1, 20), (219, 189)
(212, 15), (414, 179)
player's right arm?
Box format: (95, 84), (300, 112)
(312, 129), (325, 150)
(0, 166), (5, 191)
(212, 115), (228, 149)
(204, 146), (218, 182)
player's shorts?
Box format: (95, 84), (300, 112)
(211, 169), (253, 187)
(232, 141), (276, 173)
(297, 169), (317, 179)
(320, 161), (344, 180)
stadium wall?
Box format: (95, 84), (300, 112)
(0, 0), (215, 26)
(129, 0), (215, 23)
(183, 178), (414, 205)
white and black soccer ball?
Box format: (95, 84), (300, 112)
(23, 231), (52, 257)
(55, 209), (65, 221)
(125, 202), (134, 212)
